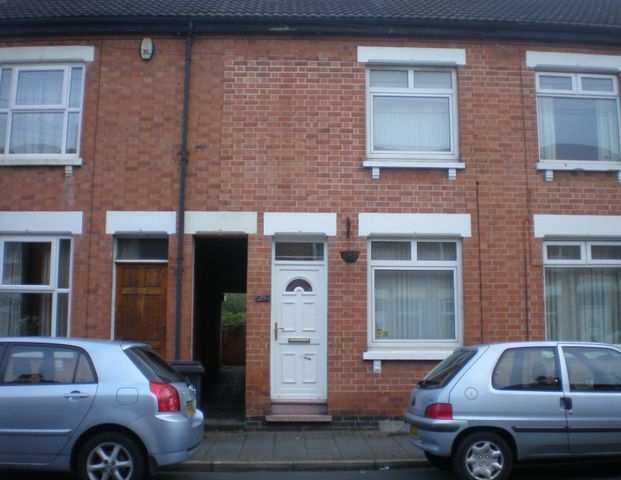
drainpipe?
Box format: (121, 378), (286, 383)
(174, 21), (193, 360)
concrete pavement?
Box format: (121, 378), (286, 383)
(173, 430), (427, 472)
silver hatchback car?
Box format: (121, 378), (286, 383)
(405, 341), (621, 480)
(0, 337), (204, 480)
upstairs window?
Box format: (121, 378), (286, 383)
(536, 72), (621, 163)
(0, 65), (84, 160)
(366, 68), (458, 160)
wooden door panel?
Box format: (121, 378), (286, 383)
(115, 264), (167, 356)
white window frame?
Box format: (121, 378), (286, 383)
(0, 235), (73, 336)
(358, 46), (466, 180)
(543, 240), (621, 343)
(0, 45), (95, 167)
(0, 63), (86, 166)
(545, 241), (621, 265)
(532, 66), (621, 181)
(543, 241), (587, 265)
(365, 238), (463, 360)
(365, 66), (459, 161)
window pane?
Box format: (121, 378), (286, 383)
(69, 67), (83, 108)
(275, 242), (324, 261)
(58, 239), (71, 288)
(56, 292), (69, 336)
(0, 292), (52, 336)
(374, 269), (455, 340)
(547, 244), (581, 261)
(373, 96), (451, 152)
(2, 242), (51, 285)
(371, 242), (411, 260)
(539, 75), (572, 90)
(117, 238), (168, 261)
(493, 347), (560, 391)
(75, 353), (96, 383)
(545, 267), (621, 343)
(417, 242), (456, 261)
(413, 71), (452, 89)
(10, 112), (63, 154)
(66, 112), (79, 154)
(564, 347), (621, 391)
(538, 96), (620, 161)
(0, 68), (11, 108)
(591, 245), (621, 260)
(582, 77), (614, 93)
(370, 70), (408, 88)
(16, 70), (64, 105)
(0, 113), (6, 153)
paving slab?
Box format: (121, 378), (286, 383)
(169, 430), (427, 472)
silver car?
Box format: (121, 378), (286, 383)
(0, 337), (204, 480)
(405, 341), (621, 480)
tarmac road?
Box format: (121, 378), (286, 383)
(3, 460), (621, 480)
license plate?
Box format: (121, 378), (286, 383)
(410, 425), (419, 438)
(186, 400), (195, 417)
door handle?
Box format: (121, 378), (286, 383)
(274, 322), (284, 340)
(560, 397), (573, 411)
(64, 391), (89, 400)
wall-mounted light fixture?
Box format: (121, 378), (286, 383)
(140, 38), (155, 61)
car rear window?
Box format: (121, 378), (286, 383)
(126, 347), (186, 383)
(418, 348), (477, 389)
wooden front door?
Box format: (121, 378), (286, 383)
(115, 264), (167, 355)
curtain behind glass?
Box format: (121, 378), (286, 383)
(537, 97), (557, 159)
(546, 267), (621, 343)
(373, 96), (450, 152)
(595, 99), (621, 161)
(538, 96), (620, 161)
(2, 242), (51, 285)
(15, 70), (63, 105)
(374, 269), (455, 340)
(0, 292), (51, 335)
(10, 112), (63, 154)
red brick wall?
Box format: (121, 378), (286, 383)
(2, 35), (620, 417)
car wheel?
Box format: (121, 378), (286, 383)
(453, 431), (513, 480)
(76, 432), (146, 480)
(424, 451), (453, 471)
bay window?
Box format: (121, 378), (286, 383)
(369, 240), (461, 351)
(545, 241), (621, 344)
(0, 237), (72, 336)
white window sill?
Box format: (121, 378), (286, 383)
(363, 349), (453, 361)
(536, 160), (621, 182)
(0, 157), (83, 167)
(363, 159), (465, 180)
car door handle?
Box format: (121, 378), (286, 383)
(64, 391), (89, 400)
(560, 397), (573, 411)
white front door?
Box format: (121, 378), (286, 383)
(271, 243), (327, 400)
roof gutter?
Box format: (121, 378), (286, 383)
(1, 16), (621, 46)
(174, 20), (192, 360)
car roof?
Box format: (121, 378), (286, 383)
(467, 341), (619, 350)
(0, 336), (149, 350)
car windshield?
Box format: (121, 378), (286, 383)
(419, 348), (477, 389)
(126, 346), (186, 383)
